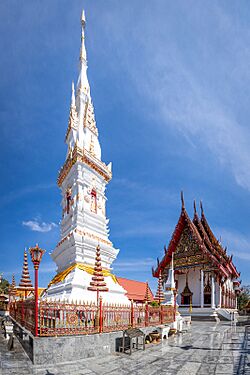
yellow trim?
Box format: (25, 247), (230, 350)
(48, 263), (117, 287)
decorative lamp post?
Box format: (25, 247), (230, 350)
(29, 244), (45, 337)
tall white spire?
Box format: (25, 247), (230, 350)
(76, 9), (91, 148)
(80, 10), (87, 62)
(77, 9), (90, 106)
(71, 81), (75, 107)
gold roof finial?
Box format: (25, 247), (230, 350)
(181, 191), (185, 211)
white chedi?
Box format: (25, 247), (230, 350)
(44, 10), (129, 305)
(162, 257), (176, 306)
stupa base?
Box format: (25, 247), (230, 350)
(43, 266), (129, 304)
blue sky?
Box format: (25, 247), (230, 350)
(1, 1), (250, 292)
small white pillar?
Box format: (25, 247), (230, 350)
(200, 269), (204, 308)
(211, 274), (215, 309)
(218, 284), (222, 308)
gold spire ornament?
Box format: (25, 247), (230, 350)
(19, 249), (33, 295)
(87, 245), (108, 304)
(144, 281), (151, 303)
(154, 270), (165, 304)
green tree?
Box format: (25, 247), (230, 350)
(0, 278), (10, 294)
(237, 285), (250, 311)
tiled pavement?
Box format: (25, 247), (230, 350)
(0, 322), (249, 375)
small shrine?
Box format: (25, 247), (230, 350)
(152, 193), (241, 318)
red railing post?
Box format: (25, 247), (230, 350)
(160, 304), (163, 324)
(145, 302), (149, 327)
(131, 300), (134, 327)
(99, 297), (103, 333)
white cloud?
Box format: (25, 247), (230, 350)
(100, 3), (250, 191)
(0, 183), (55, 208)
(22, 219), (57, 233)
(113, 258), (155, 272)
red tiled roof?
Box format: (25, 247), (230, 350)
(117, 277), (154, 302)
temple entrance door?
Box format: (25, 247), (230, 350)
(204, 283), (212, 306)
(204, 294), (211, 305)
(183, 295), (191, 305)
(181, 276), (193, 306)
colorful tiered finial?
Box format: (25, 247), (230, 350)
(87, 245), (108, 303)
(11, 273), (16, 288)
(154, 270), (165, 304)
(144, 281), (151, 303)
(9, 273), (17, 299)
(19, 249), (33, 298)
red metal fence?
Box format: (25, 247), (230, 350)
(9, 299), (175, 337)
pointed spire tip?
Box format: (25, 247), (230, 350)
(200, 200), (204, 215)
(181, 191), (185, 210)
(194, 200), (197, 214)
(81, 9), (86, 25)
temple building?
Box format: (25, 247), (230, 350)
(44, 11), (128, 303)
(152, 194), (241, 320)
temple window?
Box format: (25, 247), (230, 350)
(90, 189), (97, 213)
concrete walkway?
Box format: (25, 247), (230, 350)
(0, 322), (249, 375)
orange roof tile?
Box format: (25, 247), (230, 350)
(117, 277), (154, 302)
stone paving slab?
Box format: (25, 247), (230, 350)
(0, 322), (250, 374)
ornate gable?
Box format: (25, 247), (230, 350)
(83, 100), (98, 136)
(174, 225), (209, 269)
(153, 193), (209, 277)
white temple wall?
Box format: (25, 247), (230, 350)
(176, 268), (201, 306)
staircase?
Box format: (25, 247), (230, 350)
(179, 307), (219, 321)
(216, 308), (238, 321)
(237, 315), (250, 326)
